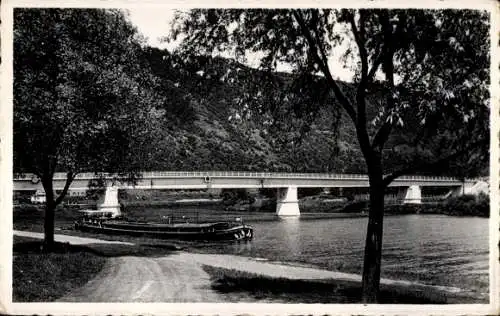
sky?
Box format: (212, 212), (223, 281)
(127, 8), (177, 50)
(127, 8), (356, 82)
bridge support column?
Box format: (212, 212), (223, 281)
(403, 185), (422, 204)
(97, 186), (121, 217)
(276, 186), (300, 216)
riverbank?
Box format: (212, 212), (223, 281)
(12, 201), (488, 303)
(13, 236), (107, 302)
(12, 234), (180, 302)
(13, 231), (486, 303)
(201, 265), (479, 304)
(183, 252), (483, 303)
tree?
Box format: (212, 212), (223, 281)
(14, 9), (167, 249)
(169, 8), (490, 302)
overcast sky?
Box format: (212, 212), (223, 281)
(127, 8), (176, 49)
(127, 8), (356, 82)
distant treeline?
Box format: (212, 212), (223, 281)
(383, 194), (489, 217)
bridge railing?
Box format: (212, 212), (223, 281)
(143, 171), (459, 182)
(144, 171), (371, 179)
(14, 171), (463, 182)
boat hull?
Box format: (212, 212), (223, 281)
(74, 220), (253, 241)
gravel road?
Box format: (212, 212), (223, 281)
(60, 255), (222, 302)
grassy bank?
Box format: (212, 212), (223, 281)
(202, 265), (480, 304)
(12, 235), (178, 302)
(13, 236), (106, 302)
(13, 206), (81, 232)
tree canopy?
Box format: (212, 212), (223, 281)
(170, 9), (489, 179)
(14, 8), (174, 246)
(14, 9), (167, 177)
(169, 8), (490, 302)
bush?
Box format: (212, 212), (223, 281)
(298, 187), (324, 199)
(258, 188), (276, 199)
(342, 201), (369, 213)
(220, 188), (251, 204)
(440, 194), (489, 217)
(384, 194), (489, 217)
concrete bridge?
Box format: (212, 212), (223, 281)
(13, 171), (486, 216)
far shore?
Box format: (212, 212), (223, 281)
(14, 190), (489, 218)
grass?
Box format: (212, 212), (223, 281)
(201, 265), (481, 304)
(13, 236), (106, 302)
(13, 206), (78, 232)
(12, 235), (178, 302)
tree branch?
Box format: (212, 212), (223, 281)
(372, 121), (392, 150)
(349, 11), (368, 80)
(348, 10), (373, 158)
(367, 49), (385, 82)
(371, 11), (396, 151)
(54, 171), (76, 206)
(292, 9), (357, 122)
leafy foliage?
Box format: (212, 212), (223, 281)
(13, 8), (186, 246)
(169, 9), (489, 179)
(169, 8), (490, 302)
(14, 9), (168, 178)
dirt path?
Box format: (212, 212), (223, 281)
(60, 255), (222, 302)
(15, 230), (222, 302)
(170, 253), (465, 293)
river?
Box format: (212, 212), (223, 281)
(126, 206), (489, 301)
(189, 213), (489, 301)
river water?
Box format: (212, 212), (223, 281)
(191, 214), (489, 301)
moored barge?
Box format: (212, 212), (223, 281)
(74, 210), (253, 241)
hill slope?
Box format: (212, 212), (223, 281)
(139, 47), (488, 177)
(141, 47), (366, 173)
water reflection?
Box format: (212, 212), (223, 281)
(278, 216), (301, 258)
(229, 240), (252, 254)
(142, 207), (489, 300)
(246, 215), (487, 298)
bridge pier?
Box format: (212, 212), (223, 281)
(97, 186), (121, 217)
(403, 185), (422, 204)
(276, 186), (300, 216)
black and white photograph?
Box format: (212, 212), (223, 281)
(1, 0), (499, 314)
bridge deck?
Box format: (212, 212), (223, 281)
(14, 171), (463, 181)
(13, 171), (469, 191)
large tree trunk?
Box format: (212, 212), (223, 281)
(43, 201), (56, 248)
(41, 172), (75, 250)
(361, 166), (385, 303)
(42, 176), (56, 250)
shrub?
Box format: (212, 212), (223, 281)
(220, 188), (251, 204)
(384, 194), (489, 217)
(342, 201), (369, 213)
(441, 194), (489, 217)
